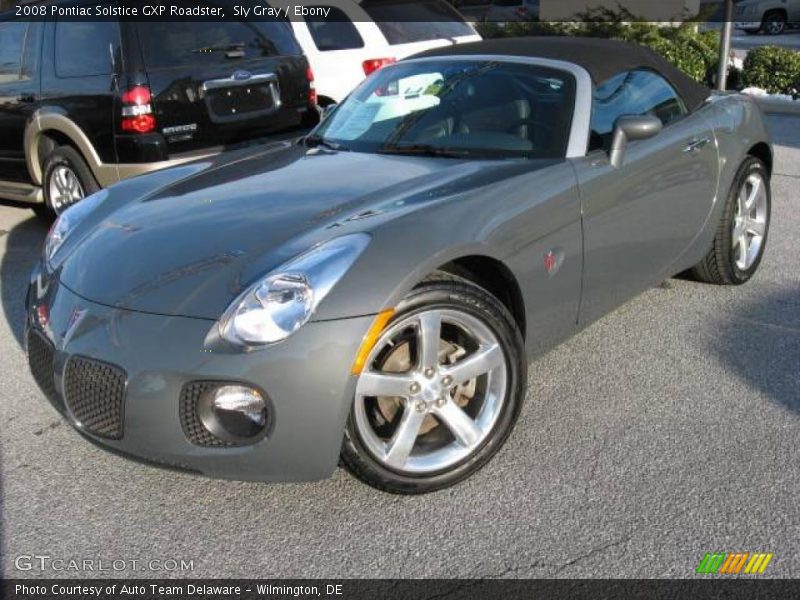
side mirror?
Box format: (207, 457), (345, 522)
(609, 115), (662, 168)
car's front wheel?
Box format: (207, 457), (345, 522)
(341, 275), (526, 494)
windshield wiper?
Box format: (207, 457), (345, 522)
(378, 144), (469, 158)
(304, 134), (350, 152)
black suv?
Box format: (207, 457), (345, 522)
(0, 2), (318, 217)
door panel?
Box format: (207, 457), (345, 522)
(576, 113), (718, 325)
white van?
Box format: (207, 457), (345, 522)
(273, 0), (481, 105)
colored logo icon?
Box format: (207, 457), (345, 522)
(696, 552), (773, 575)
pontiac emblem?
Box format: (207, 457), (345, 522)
(544, 250), (557, 274)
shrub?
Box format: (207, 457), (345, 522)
(632, 31), (712, 83)
(742, 46), (800, 95)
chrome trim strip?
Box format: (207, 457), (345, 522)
(202, 72), (277, 91)
(400, 55), (592, 158)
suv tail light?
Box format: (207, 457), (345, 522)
(362, 58), (396, 76)
(306, 66), (317, 106)
(120, 85), (156, 134)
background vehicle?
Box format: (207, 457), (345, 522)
(735, 0), (800, 34)
(274, 0), (481, 105)
(0, 1), (317, 217)
(26, 38), (772, 493)
(485, 0), (540, 22)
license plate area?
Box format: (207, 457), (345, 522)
(201, 73), (281, 124)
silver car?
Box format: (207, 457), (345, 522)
(26, 38), (772, 494)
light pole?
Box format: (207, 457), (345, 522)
(717, 0), (735, 90)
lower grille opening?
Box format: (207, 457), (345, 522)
(27, 330), (64, 411)
(64, 356), (127, 440)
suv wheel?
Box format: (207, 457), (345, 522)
(41, 146), (99, 218)
(762, 10), (787, 35)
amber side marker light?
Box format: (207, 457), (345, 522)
(351, 309), (395, 375)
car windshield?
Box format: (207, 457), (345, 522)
(312, 60), (576, 160)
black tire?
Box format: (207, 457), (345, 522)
(31, 202), (55, 222)
(341, 273), (526, 494)
(690, 157), (771, 285)
(761, 10), (787, 35)
(39, 146), (99, 219)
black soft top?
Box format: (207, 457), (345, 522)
(413, 37), (711, 112)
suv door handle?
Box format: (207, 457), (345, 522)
(17, 93), (36, 103)
(683, 137), (712, 154)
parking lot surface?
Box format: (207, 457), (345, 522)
(1, 116), (798, 579)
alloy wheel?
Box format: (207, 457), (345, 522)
(48, 165), (85, 214)
(764, 14), (786, 35)
(354, 308), (507, 474)
(732, 172), (768, 271)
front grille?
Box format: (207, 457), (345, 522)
(64, 356), (127, 440)
(180, 382), (236, 447)
(27, 330), (63, 410)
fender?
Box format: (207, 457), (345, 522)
(25, 108), (115, 187)
(25, 108), (213, 190)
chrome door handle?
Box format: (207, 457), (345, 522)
(683, 137), (712, 153)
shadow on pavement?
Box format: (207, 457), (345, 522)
(711, 285), (800, 411)
(0, 213), (49, 349)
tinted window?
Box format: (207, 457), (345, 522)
(306, 7), (364, 51)
(21, 23), (43, 81)
(316, 60), (575, 159)
(136, 21), (301, 70)
(55, 21), (118, 78)
(590, 69), (686, 149)
(0, 21), (27, 83)
(363, 0), (475, 43)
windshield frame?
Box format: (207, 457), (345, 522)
(310, 55), (593, 160)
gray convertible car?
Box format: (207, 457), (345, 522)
(26, 38), (772, 493)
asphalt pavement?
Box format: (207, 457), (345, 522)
(0, 116), (798, 579)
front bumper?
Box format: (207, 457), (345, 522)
(25, 266), (374, 482)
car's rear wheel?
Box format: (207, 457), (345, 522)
(40, 146), (99, 218)
(762, 10), (787, 35)
(690, 157), (770, 285)
(341, 275), (526, 494)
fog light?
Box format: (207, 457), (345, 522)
(198, 385), (268, 444)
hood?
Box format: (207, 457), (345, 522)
(58, 144), (557, 319)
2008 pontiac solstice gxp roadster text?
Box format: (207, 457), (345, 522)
(26, 38), (772, 493)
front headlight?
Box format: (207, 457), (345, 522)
(44, 189), (108, 265)
(218, 233), (370, 346)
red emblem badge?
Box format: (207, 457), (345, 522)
(544, 250), (557, 274)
